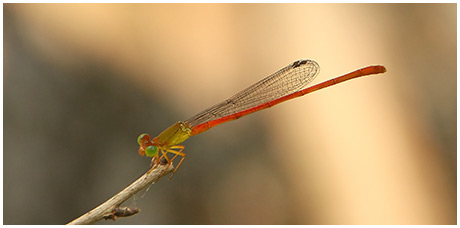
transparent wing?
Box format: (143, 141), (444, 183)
(184, 59), (320, 127)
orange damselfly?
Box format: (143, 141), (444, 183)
(137, 59), (386, 177)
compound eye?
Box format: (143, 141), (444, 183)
(145, 145), (159, 157)
(137, 133), (150, 146)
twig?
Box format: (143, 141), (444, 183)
(67, 164), (174, 225)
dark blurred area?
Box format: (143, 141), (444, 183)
(3, 3), (456, 224)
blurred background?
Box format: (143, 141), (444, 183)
(3, 3), (456, 225)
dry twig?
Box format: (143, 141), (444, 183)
(67, 164), (174, 225)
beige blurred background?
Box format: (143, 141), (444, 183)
(4, 3), (456, 225)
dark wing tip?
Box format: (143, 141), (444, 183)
(291, 59), (309, 68)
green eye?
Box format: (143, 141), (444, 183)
(145, 145), (159, 157)
(137, 133), (149, 145)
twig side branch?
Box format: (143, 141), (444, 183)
(67, 164), (174, 225)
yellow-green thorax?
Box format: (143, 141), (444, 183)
(153, 121), (192, 148)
